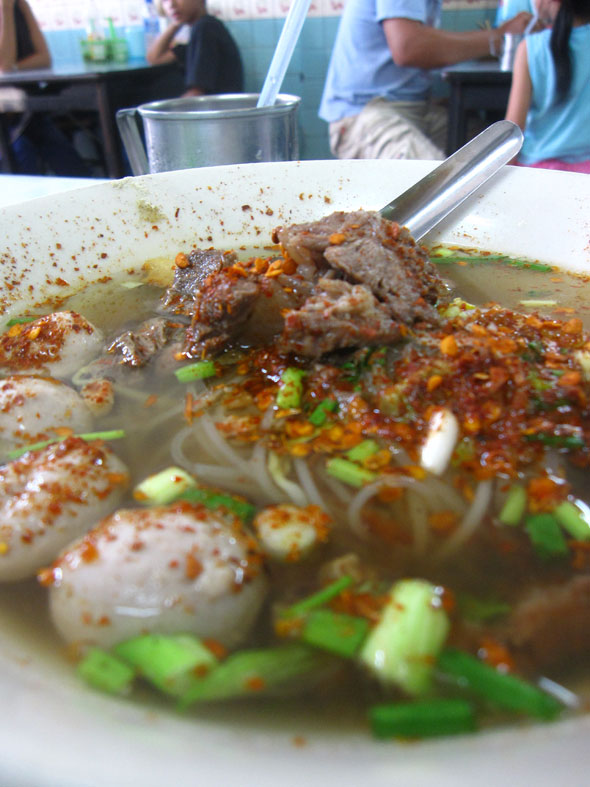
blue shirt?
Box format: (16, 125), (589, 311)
(520, 25), (590, 164)
(319, 0), (441, 122)
(495, 0), (533, 25)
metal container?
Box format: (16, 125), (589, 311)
(116, 93), (301, 175)
(500, 33), (524, 71)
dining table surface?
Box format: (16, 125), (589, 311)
(440, 59), (512, 155)
(0, 59), (181, 179)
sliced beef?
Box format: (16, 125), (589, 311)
(273, 211), (446, 325)
(504, 575), (590, 672)
(107, 317), (174, 367)
(279, 278), (401, 357)
(183, 272), (262, 357)
(160, 249), (237, 313)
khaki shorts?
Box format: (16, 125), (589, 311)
(329, 97), (448, 161)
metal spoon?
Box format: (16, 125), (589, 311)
(380, 120), (523, 239)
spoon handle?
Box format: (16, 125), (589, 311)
(379, 120), (523, 240)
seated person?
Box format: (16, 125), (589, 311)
(505, 0), (590, 172)
(0, 0), (91, 176)
(318, 0), (532, 161)
(146, 0), (243, 96)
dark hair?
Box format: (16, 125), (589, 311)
(550, 0), (590, 103)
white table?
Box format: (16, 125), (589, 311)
(0, 174), (108, 208)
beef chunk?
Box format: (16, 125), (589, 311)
(279, 278), (401, 357)
(273, 211), (445, 325)
(183, 272), (262, 357)
(161, 249), (237, 313)
(108, 317), (174, 367)
(504, 575), (590, 671)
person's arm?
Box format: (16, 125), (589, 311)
(0, 0), (19, 71)
(146, 22), (182, 65)
(505, 39), (532, 130)
(382, 11), (532, 70)
(0, 0), (51, 72)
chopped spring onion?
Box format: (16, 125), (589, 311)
(346, 439), (379, 463)
(282, 575), (354, 617)
(5, 316), (37, 327)
(78, 647), (135, 695)
(276, 367), (306, 409)
(553, 500), (590, 541)
(359, 579), (450, 696)
(519, 299), (557, 308)
(437, 649), (563, 720)
(524, 433), (584, 449)
(325, 457), (376, 487)
(457, 593), (511, 623)
(178, 644), (330, 708)
(175, 360), (217, 382)
(302, 609), (369, 658)
(114, 634), (217, 696)
(498, 484), (527, 526)
(134, 466), (196, 505)
(574, 350), (590, 382)
(6, 429), (126, 461)
(440, 298), (476, 319)
(525, 512), (569, 559)
(177, 486), (256, 522)
(369, 698), (476, 739)
(308, 398), (338, 426)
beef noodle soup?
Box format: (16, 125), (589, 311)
(1, 209), (590, 740)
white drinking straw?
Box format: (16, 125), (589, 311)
(257, 0), (313, 108)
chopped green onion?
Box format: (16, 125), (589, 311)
(276, 367), (306, 409)
(437, 649), (563, 720)
(302, 609), (369, 658)
(525, 512), (569, 559)
(553, 500), (590, 541)
(78, 647), (135, 695)
(175, 360), (217, 382)
(6, 429), (126, 461)
(178, 644), (330, 709)
(498, 485), (527, 526)
(5, 316), (37, 327)
(177, 486), (256, 522)
(457, 593), (511, 623)
(114, 634), (217, 696)
(325, 457), (376, 487)
(282, 575), (354, 617)
(134, 466), (196, 505)
(524, 433), (584, 449)
(369, 698), (476, 739)
(346, 439), (379, 463)
(360, 579), (450, 696)
(308, 398), (338, 426)
(527, 263), (553, 272)
(519, 299), (557, 308)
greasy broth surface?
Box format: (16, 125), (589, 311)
(2, 252), (590, 729)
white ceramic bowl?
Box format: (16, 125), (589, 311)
(1, 161), (590, 787)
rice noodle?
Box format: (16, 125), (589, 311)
(199, 413), (251, 472)
(347, 475), (418, 540)
(267, 451), (309, 507)
(436, 479), (494, 560)
(249, 441), (286, 503)
(294, 457), (331, 513)
(405, 489), (432, 556)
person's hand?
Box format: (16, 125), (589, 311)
(500, 11), (534, 36)
(1, 0), (16, 10)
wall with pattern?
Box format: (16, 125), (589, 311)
(27, 0), (500, 160)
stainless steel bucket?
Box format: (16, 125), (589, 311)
(116, 93), (301, 175)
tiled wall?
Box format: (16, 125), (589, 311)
(29, 0), (499, 161)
